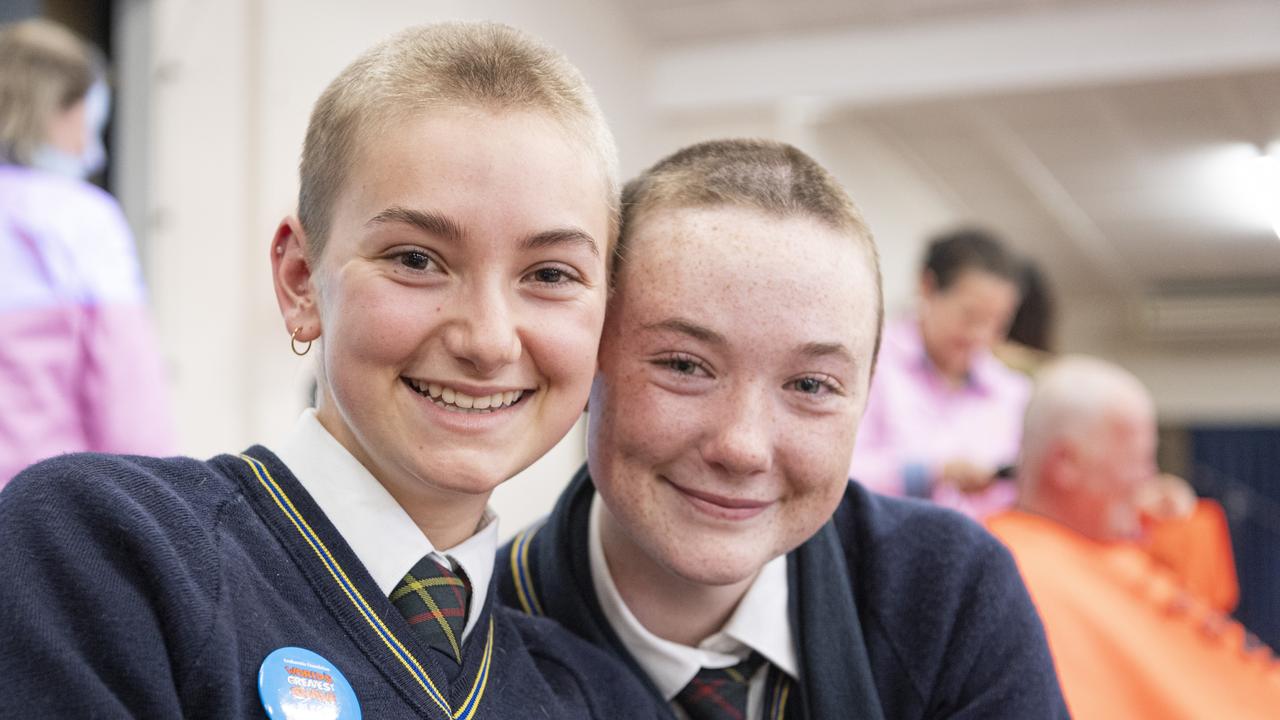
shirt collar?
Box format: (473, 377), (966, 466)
(271, 409), (498, 640)
(587, 494), (798, 699)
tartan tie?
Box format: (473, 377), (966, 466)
(675, 652), (767, 720)
(389, 555), (471, 665)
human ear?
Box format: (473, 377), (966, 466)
(271, 215), (321, 344)
(1050, 441), (1084, 492)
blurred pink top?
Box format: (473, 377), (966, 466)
(850, 315), (1030, 519)
(0, 165), (175, 487)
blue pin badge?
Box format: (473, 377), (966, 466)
(258, 647), (361, 719)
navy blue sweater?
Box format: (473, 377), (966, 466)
(0, 449), (661, 719)
(498, 467), (1070, 719)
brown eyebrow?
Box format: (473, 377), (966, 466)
(641, 318), (726, 346)
(366, 207), (464, 242)
(798, 341), (856, 364)
(365, 207), (597, 258)
(521, 228), (600, 258)
(646, 320), (858, 366)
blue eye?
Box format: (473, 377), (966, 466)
(653, 353), (710, 378)
(788, 375), (840, 396)
(795, 377), (824, 394)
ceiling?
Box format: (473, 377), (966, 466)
(620, 0), (1163, 46)
(848, 70), (1280, 295)
(619, 0), (1280, 303)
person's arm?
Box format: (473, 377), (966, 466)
(0, 456), (217, 717)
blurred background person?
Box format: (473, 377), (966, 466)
(987, 356), (1279, 719)
(0, 18), (174, 486)
(849, 227), (1027, 518)
(6, 0), (1271, 659)
(993, 258), (1057, 377)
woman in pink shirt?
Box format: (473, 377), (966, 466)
(0, 20), (174, 485)
(850, 228), (1028, 519)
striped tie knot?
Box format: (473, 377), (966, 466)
(390, 554), (471, 665)
(676, 652), (767, 720)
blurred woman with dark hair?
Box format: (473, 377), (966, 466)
(850, 227), (1028, 518)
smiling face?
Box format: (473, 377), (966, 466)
(277, 108), (609, 523)
(587, 205), (881, 586)
(918, 268), (1020, 381)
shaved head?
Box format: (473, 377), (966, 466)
(1018, 356), (1157, 541)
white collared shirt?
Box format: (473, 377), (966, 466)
(588, 495), (798, 719)
(271, 409), (498, 641)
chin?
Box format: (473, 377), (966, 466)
(659, 538), (770, 587)
(416, 461), (511, 497)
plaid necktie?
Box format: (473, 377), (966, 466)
(675, 652), (767, 720)
(389, 554), (471, 665)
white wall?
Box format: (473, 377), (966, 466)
(119, 0), (652, 538)
(114, 1), (1280, 543)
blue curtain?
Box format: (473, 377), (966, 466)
(1190, 426), (1280, 650)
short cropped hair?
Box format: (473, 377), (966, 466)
(298, 22), (618, 260)
(922, 227), (1021, 291)
(0, 19), (102, 166)
(1019, 355), (1152, 483)
(618, 138), (884, 358)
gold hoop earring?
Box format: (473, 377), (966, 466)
(290, 327), (313, 356)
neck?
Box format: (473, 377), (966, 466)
(1017, 482), (1131, 544)
(388, 484), (489, 550)
(599, 504), (756, 647)
(919, 325), (969, 387)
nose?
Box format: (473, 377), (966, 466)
(442, 281), (522, 377)
(700, 386), (773, 477)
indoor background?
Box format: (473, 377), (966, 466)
(8, 0), (1279, 647)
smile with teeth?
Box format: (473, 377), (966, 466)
(402, 378), (528, 413)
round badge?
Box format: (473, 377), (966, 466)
(258, 647), (361, 720)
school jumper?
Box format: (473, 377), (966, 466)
(0, 450), (660, 719)
(498, 467), (1069, 720)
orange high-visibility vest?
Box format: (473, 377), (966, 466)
(987, 510), (1280, 720)
(1144, 499), (1239, 614)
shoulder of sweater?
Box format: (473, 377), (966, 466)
(832, 483), (1042, 707)
(834, 481), (1025, 635)
(2, 451), (245, 547)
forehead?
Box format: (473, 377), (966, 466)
(943, 268), (1020, 300)
(616, 205), (878, 346)
(333, 108), (609, 241)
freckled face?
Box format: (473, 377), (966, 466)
(587, 206), (881, 585)
(312, 109), (609, 505)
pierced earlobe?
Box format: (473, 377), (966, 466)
(290, 327), (313, 356)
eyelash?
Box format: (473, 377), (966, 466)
(654, 353), (710, 378)
(525, 265), (583, 287)
(786, 375), (843, 397)
(653, 356), (842, 398)
(393, 249), (439, 273)
(388, 251), (584, 289)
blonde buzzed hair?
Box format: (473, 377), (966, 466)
(299, 22), (618, 259)
(0, 19), (101, 166)
(619, 138), (884, 356)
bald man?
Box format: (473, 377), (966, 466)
(987, 356), (1280, 720)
